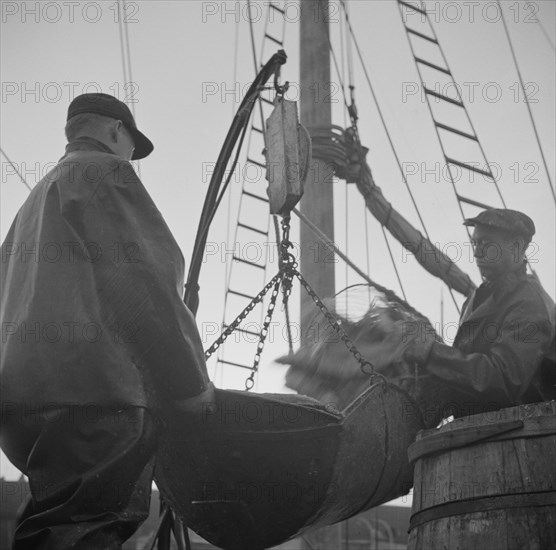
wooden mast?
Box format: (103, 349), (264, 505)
(299, 0), (335, 343)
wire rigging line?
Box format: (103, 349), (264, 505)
(534, 12), (555, 51)
(117, 0), (141, 176)
(117, 1), (129, 99)
(343, 0), (371, 307)
(324, 11), (408, 308)
(220, 17), (242, 331)
(337, 0), (461, 311)
(221, 0), (262, 311)
(396, 0), (523, 305)
(381, 226), (407, 301)
(344, 0), (355, 88)
(1, 147), (32, 192)
(292, 207), (433, 320)
(339, 10), (348, 129)
(119, 1), (135, 114)
(338, 0), (431, 243)
(216, 4), (286, 385)
(397, 0), (513, 294)
(497, 0), (555, 204)
(364, 204), (371, 303)
(247, 0), (260, 73)
(537, 19), (555, 51)
(339, 8), (350, 315)
(322, 25), (351, 116)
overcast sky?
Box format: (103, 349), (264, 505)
(1, 0), (555, 487)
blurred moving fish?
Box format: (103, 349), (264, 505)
(278, 285), (453, 428)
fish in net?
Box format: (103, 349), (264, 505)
(278, 284), (455, 428)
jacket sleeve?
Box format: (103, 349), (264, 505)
(425, 298), (554, 406)
(61, 159), (210, 402)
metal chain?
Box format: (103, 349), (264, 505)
(279, 216), (296, 295)
(245, 276), (282, 390)
(280, 214), (383, 384)
(205, 215), (385, 390)
(279, 216), (296, 356)
(204, 271), (284, 360)
(294, 270), (386, 384)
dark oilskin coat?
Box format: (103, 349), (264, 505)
(426, 266), (556, 413)
(1, 138), (209, 412)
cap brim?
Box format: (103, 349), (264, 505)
(129, 128), (154, 160)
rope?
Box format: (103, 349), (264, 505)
(1, 147), (32, 191)
(497, 0), (555, 204)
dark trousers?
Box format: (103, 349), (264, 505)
(1, 405), (159, 549)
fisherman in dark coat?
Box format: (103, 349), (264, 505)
(404, 209), (556, 417)
(0, 93), (214, 549)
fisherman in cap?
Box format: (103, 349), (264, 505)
(0, 93), (214, 549)
(404, 208), (556, 416)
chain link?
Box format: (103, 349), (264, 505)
(245, 277), (282, 390)
(205, 214), (385, 390)
(204, 271), (284, 360)
(294, 270), (386, 384)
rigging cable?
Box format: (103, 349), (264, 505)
(343, 0), (372, 304)
(1, 148), (32, 192)
(338, 0), (432, 241)
(117, 0), (129, 95)
(221, 14), (242, 354)
(497, 0), (555, 204)
(293, 207), (429, 322)
(117, 0), (141, 177)
(536, 19), (555, 51)
(216, 4), (290, 385)
(219, 0), (261, 321)
(529, 0), (555, 53)
(401, 0), (508, 216)
(337, 0), (460, 312)
(381, 226), (407, 301)
(324, 11), (410, 303)
(247, 0), (260, 71)
(339, 4), (350, 316)
(395, 0), (515, 303)
(220, 15), (243, 371)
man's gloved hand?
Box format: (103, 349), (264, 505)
(400, 321), (440, 368)
(403, 338), (436, 367)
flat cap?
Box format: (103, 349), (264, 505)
(463, 209), (535, 241)
(67, 93), (153, 160)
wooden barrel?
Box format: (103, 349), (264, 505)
(407, 401), (556, 550)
